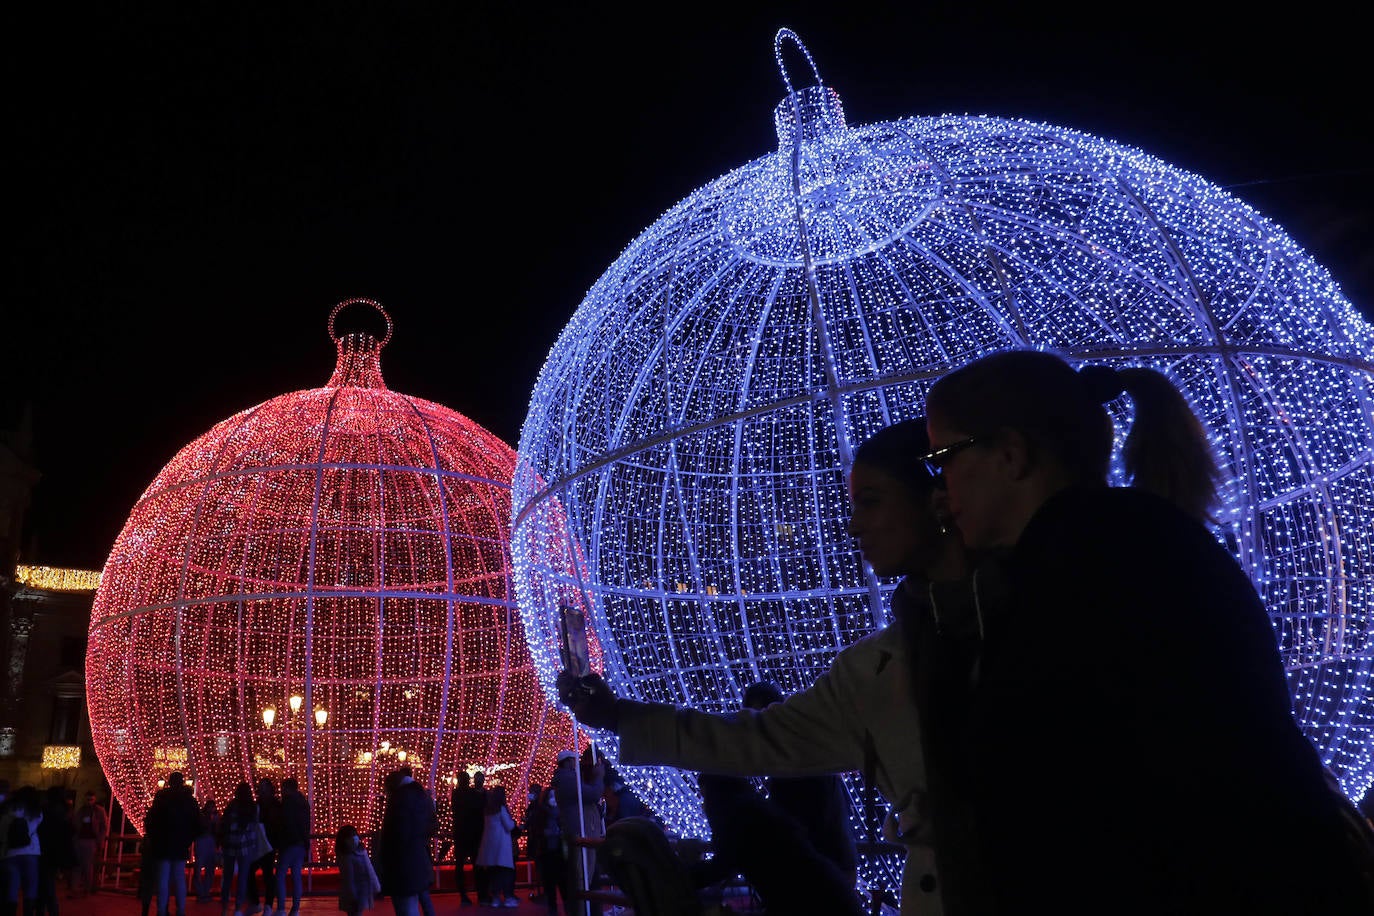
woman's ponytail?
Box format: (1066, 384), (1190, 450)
(930, 350), (1223, 523)
(1117, 367), (1223, 524)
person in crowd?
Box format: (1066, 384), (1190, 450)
(600, 768), (648, 829)
(377, 772), (437, 916)
(739, 680), (859, 891)
(70, 790), (108, 898)
(251, 780), (281, 916)
(136, 845), (157, 916)
(335, 825), (380, 916)
(448, 770), (485, 907)
(524, 784), (564, 916)
(219, 782), (259, 916)
(145, 772), (200, 916)
(474, 786), (518, 909)
(556, 416), (972, 915)
(0, 781), (11, 910)
(597, 775), (618, 829)
(273, 779), (309, 916)
(521, 783), (542, 904)
(35, 785), (75, 916)
(2, 785), (45, 916)
(695, 773), (865, 916)
(378, 766), (438, 916)
(910, 348), (1373, 912)
(191, 798), (219, 904)
(551, 747), (606, 916)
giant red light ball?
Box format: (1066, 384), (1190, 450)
(86, 299), (584, 853)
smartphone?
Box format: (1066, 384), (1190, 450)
(559, 604), (590, 677)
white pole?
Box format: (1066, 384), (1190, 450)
(569, 716), (592, 916)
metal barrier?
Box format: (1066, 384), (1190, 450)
(94, 832), (544, 897)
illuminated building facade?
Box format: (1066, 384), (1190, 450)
(0, 564), (104, 794)
(512, 30), (1374, 896)
(87, 300), (576, 855)
(0, 410), (106, 796)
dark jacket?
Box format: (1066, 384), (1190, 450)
(696, 774), (863, 916)
(277, 788), (311, 849)
(379, 778), (437, 896)
(524, 788), (559, 853)
(144, 785), (200, 860)
(897, 568), (994, 913)
(449, 785), (485, 850)
(764, 773), (858, 880)
(195, 804), (219, 841)
(37, 802), (77, 869)
(966, 485), (1368, 913)
(552, 757), (605, 841)
(257, 789), (284, 852)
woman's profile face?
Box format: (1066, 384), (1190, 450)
(846, 462), (938, 578)
(926, 414), (1009, 549)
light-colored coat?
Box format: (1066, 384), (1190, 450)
(474, 808), (516, 870)
(616, 615), (943, 916)
(337, 846), (381, 914)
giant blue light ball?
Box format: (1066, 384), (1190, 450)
(512, 30), (1374, 891)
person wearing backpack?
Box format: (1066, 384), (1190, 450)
(1, 785), (44, 916)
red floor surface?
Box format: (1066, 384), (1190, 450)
(55, 889), (579, 916)
(59, 863), (591, 916)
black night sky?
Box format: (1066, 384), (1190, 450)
(8, 3), (1372, 570)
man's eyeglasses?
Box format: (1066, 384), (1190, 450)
(919, 436), (979, 478)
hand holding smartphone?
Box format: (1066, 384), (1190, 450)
(559, 604), (590, 677)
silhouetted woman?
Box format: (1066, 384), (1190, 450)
(558, 417), (974, 915)
(921, 348), (1370, 913)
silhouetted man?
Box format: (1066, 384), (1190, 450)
(145, 773), (200, 916)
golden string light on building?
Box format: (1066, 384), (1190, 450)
(15, 566), (101, 592)
(41, 744), (82, 769)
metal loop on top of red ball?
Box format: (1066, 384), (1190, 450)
(328, 297), (393, 347)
